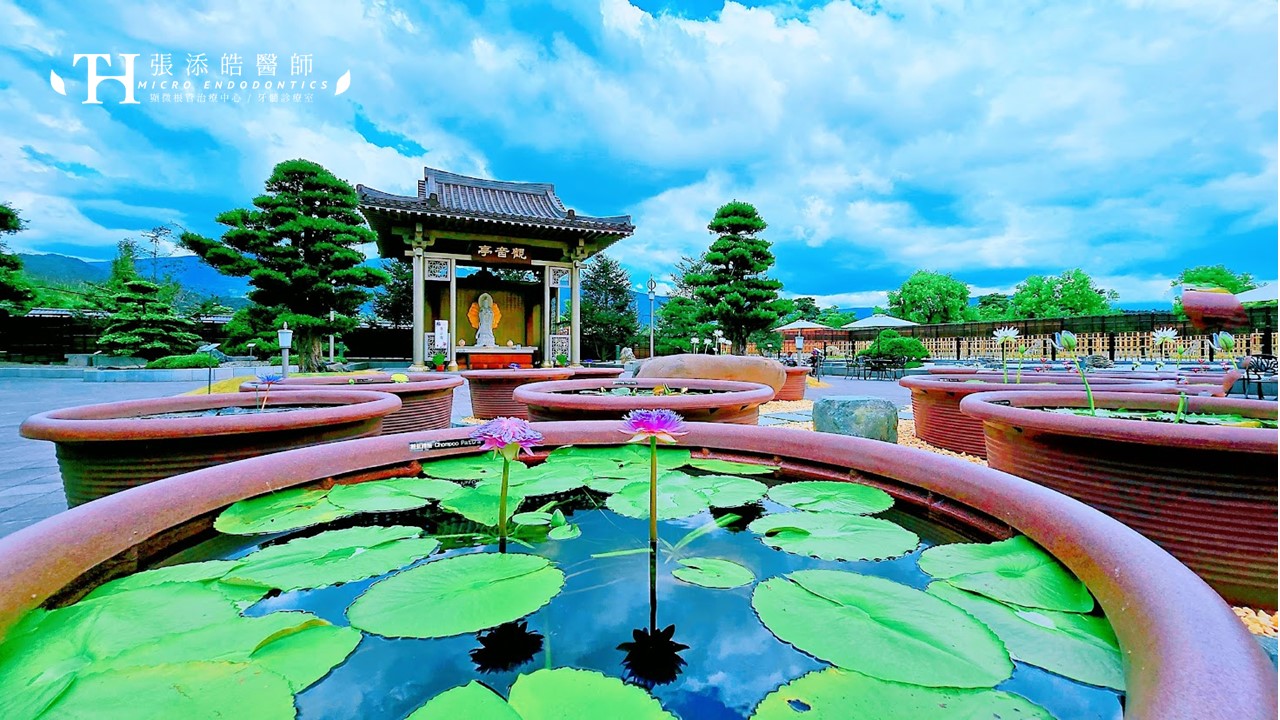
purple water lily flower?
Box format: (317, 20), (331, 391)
(471, 417), (544, 457)
(621, 409), (688, 445)
(257, 373), (283, 385)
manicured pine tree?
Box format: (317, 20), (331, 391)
(373, 257), (414, 328)
(580, 254), (640, 361)
(688, 201), (783, 354)
(181, 159), (387, 371)
(97, 279), (202, 359)
(0, 203), (36, 314)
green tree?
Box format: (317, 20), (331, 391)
(857, 329), (929, 360)
(373, 257), (413, 328)
(974, 293), (1011, 321)
(887, 270), (975, 324)
(180, 159), (387, 371)
(1172, 265), (1258, 294)
(815, 305), (857, 328)
(655, 296), (716, 355)
(1007, 269), (1117, 319)
(0, 203), (37, 314)
(579, 254), (639, 361)
(97, 279), (203, 359)
(688, 201), (783, 353)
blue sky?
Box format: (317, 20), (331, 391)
(1, 0), (1276, 309)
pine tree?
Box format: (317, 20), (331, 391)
(97, 279), (203, 359)
(688, 201), (783, 354)
(0, 203), (36, 314)
(181, 159), (388, 371)
(580, 254), (639, 361)
(373, 258), (413, 328)
(655, 296), (716, 355)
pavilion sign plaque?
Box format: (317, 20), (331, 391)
(471, 244), (532, 265)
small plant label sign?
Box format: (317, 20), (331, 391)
(409, 438), (485, 452)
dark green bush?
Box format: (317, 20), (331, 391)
(857, 329), (930, 360)
(145, 353), (221, 369)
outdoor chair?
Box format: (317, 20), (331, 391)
(845, 356), (868, 380)
(1237, 354), (1277, 400)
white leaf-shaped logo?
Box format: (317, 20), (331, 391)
(50, 70), (67, 96)
(334, 70), (351, 96)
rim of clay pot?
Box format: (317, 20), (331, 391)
(959, 390), (1278, 453)
(18, 390), (402, 442)
(239, 375), (463, 394)
(513, 377), (776, 411)
(0, 421), (1271, 718)
(460, 368), (575, 382)
(782, 366), (811, 375)
(900, 374), (1176, 395)
(569, 367), (627, 378)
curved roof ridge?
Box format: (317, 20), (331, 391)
(424, 166), (556, 195)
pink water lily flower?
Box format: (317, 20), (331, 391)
(621, 409), (688, 445)
(470, 417), (544, 456)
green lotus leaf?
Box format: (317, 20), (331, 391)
(82, 560), (241, 601)
(546, 444), (642, 463)
(408, 680), (520, 720)
(672, 557), (755, 589)
(347, 552), (565, 638)
(249, 620), (363, 691)
(555, 445), (691, 480)
(685, 458), (778, 475)
(918, 536), (1094, 612)
(749, 512), (918, 561)
(512, 511), (554, 526)
(440, 485), (526, 527)
(410, 669), (675, 720)
(675, 474), (767, 507)
(479, 462), (590, 497)
(222, 525), (439, 592)
(584, 466), (655, 493)
(752, 570), (1013, 688)
(547, 524), (581, 541)
(378, 476), (462, 499)
(927, 582), (1123, 690)
(214, 487), (354, 536)
(41, 661), (297, 720)
(750, 668), (1053, 719)
(766, 481), (894, 515)
(421, 454), (527, 481)
(327, 482), (436, 513)
(605, 479), (708, 521)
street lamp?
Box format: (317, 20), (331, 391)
(246, 342), (256, 361)
(647, 277), (657, 358)
(766, 343), (773, 358)
(277, 322), (294, 379)
(690, 336), (699, 354)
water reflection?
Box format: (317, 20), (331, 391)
(618, 544), (689, 689)
(471, 620), (544, 674)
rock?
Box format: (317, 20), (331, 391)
(812, 396), (898, 443)
(1082, 354), (1114, 369)
(637, 354), (786, 393)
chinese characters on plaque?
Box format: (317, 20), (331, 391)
(472, 245), (531, 264)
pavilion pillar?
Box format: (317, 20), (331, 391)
(410, 246), (425, 370)
(542, 266), (553, 367)
(570, 261), (582, 367)
(447, 258), (459, 372)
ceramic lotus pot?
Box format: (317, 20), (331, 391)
(898, 375), (1181, 457)
(637, 354), (786, 393)
(18, 390), (401, 507)
(513, 378), (775, 424)
(0, 422), (1271, 718)
(460, 368), (575, 419)
(239, 373), (462, 434)
(960, 390), (1278, 609)
(775, 366), (810, 401)
(568, 367), (626, 380)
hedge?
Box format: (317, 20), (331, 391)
(145, 353), (221, 369)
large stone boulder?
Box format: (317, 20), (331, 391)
(813, 396), (898, 443)
(637, 354), (786, 393)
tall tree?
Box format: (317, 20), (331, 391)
(88, 239), (142, 313)
(180, 159), (387, 370)
(887, 270), (975, 324)
(1007, 269), (1117, 319)
(975, 293), (1011, 321)
(0, 202), (36, 314)
(1172, 265), (1258, 294)
(579, 254), (639, 361)
(815, 305), (857, 328)
(671, 254), (709, 299)
(688, 201), (783, 354)
(655, 296), (716, 355)
(373, 258), (413, 328)
(97, 279), (203, 359)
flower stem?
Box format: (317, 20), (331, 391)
(499, 457), (510, 551)
(1076, 358), (1096, 416)
(649, 436), (658, 546)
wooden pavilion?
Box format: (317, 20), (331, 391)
(358, 167), (635, 370)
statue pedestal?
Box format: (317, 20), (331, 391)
(456, 347), (538, 370)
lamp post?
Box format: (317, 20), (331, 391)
(766, 343), (773, 358)
(647, 277), (657, 358)
(277, 322), (294, 379)
(246, 342), (256, 362)
(328, 309), (335, 364)
(690, 336), (698, 355)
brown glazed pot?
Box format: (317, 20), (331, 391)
(569, 367), (627, 380)
(238, 373), (462, 434)
(0, 422), (1271, 718)
(775, 366), (810, 401)
(899, 375), (1180, 458)
(18, 390), (401, 507)
(460, 368), (575, 419)
(970, 369), (1240, 396)
(513, 378), (775, 424)
(960, 390), (1278, 609)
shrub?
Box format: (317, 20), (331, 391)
(857, 330), (930, 360)
(146, 353), (221, 369)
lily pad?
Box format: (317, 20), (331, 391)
(606, 479), (708, 521)
(440, 485), (526, 527)
(672, 557), (755, 589)
(347, 552), (565, 638)
(766, 481), (894, 515)
(751, 668), (1053, 719)
(676, 474), (767, 507)
(408, 680), (520, 720)
(82, 560), (241, 601)
(421, 454), (525, 481)
(479, 462), (590, 497)
(512, 511), (554, 526)
(749, 512), (918, 561)
(918, 536), (1094, 612)
(222, 525), (440, 592)
(685, 458), (778, 475)
(214, 487), (354, 536)
(327, 482), (436, 513)
(752, 570), (1013, 688)
(547, 524), (581, 541)
(927, 582), (1124, 690)
(410, 668), (675, 720)
(379, 477), (463, 499)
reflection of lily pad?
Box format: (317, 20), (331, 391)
(685, 458), (778, 475)
(348, 553), (565, 638)
(327, 482), (436, 513)
(674, 474), (767, 507)
(752, 570), (1013, 688)
(409, 668), (676, 720)
(223, 526), (439, 592)
(672, 557), (754, 589)
(751, 667), (1052, 719)
(440, 486), (526, 527)
(918, 536), (1093, 612)
(927, 582), (1123, 690)
(606, 480), (707, 521)
(766, 481), (893, 515)
(749, 511), (918, 561)
(422, 454), (524, 481)
(214, 488), (354, 535)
